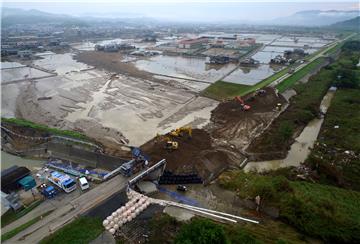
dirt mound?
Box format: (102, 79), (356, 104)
(140, 88), (286, 181)
(209, 87), (286, 149)
(212, 87), (283, 121)
(141, 129), (228, 182)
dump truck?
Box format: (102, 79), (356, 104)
(38, 184), (58, 199)
(120, 159), (149, 177)
(47, 171), (76, 193)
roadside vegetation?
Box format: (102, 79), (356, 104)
(39, 216), (104, 244)
(146, 213), (309, 244)
(1, 200), (42, 227)
(2, 117), (88, 140)
(1, 210), (53, 241)
(219, 171), (360, 243)
(202, 67), (289, 100)
(147, 215), (261, 244)
(276, 57), (325, 93)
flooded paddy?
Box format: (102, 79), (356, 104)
(3, 50), (219, 148)
(135, 55), (237, 82)
(222, 64), (283, 85)
(245, 90), (335, 172)
(252, 51), (279, 63)
(237, 33), (281, 45)
(33, 53), (91, 75)
(1, 61), (53, 83)
(1, 61), (26, 69)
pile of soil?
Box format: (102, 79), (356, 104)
(141, 129), (229, 182)
(210, 87), (286, 148)
(140, 88), (286, 182)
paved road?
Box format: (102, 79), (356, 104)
(4, 175), (127, 243)
(2, 189), (81, 234)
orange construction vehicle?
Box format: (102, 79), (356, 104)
(235, 96), (251, 111)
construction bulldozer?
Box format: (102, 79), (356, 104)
(169, 126), (192, 138)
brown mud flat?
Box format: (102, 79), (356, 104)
(74, 51), (156, 81)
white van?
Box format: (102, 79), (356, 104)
(78, 177), (89, 191)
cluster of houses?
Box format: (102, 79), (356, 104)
(1, 38), (69, 58)
(176, 35), (257, 50)
(271, 48), (307, 65)
(95, 43), (136, 52)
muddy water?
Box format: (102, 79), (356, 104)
(245, 90), (335, 172)
(1, 67), (51, 83)
(33, 53), (91, 75)
(1, 151), (45, 171)
(135, 55), (237, 82)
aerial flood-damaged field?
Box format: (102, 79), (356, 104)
(1, 32), (335, 177)
(2, 3), (360, 242)
(1, 52), (218, 150)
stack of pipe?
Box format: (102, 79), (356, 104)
(103, 192), (151, 235)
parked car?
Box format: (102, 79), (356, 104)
(78, 177), (89, 191)
(177, 185), (187, 192)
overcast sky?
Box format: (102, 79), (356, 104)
(2, 1), (359, 22)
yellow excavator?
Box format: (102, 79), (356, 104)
(169, 126), (192, 138)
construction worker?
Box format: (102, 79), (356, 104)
(255, 195), (261, 212)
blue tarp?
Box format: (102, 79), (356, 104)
(18, 175), (36, 191)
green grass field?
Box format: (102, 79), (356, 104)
(39, 217), (104, 244)
(276, 57), (325, 93)
(202, 67), (290, 100)
(1, 210), (53, 241)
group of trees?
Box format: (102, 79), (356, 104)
(333, 40), (360, 89)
